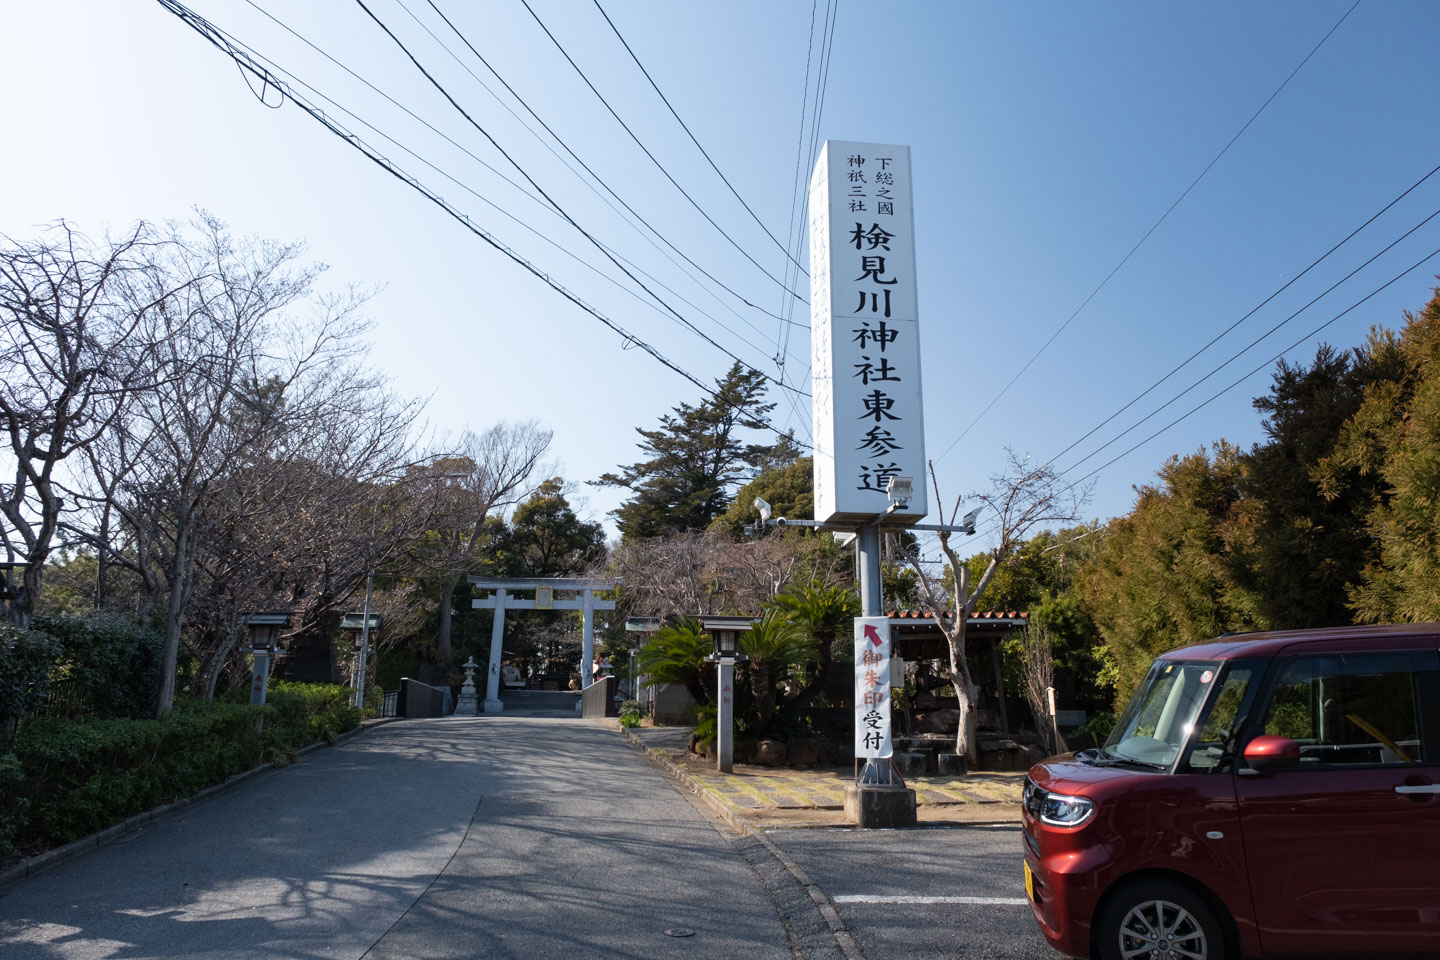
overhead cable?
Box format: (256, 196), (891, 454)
(1051, 162), (1440, 467)
(515, 0), (808, 304)
(351, 0), (809, 398)
(411, 0), (809, 334)
(240, 0), (798, 375)
(1059, 204), (1440, 474)
(933, 0), (1364, 462)
(152, 0), (809, 446)
(591, 0), (809, 279)
(1066, 244), (1440, 488)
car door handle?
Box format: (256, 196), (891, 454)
(1394, 785), (1440, 795)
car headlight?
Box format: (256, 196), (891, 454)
(1038, 791), (1095, 827)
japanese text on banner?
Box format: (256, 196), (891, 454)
(853, 616), (893, 759)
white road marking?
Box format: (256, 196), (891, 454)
(833, 895), (1029, 906)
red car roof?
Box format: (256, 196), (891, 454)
(1159, 622), (1440, 661)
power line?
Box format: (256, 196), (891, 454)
(408, 0), (811, 335)
(351, 0), (809, 398)
(933, 0), (1363, 463)
(515, 0), (809, 305)
(1060, 204), (1440, 475)
(238, 0), (801, 378)
(775, 0), (826, 445)
(1066, 244), (1440, 488)
(152, 0), (810, 447)
(778, 0), (840, 443)
(225, 9), (800, 372)
(1049, 162), (1440, 467)
(591, 0), (808, 279)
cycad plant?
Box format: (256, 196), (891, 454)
(636, 617), (711, 706)
(739, 612), (808, 729)
(767, 582), (859, 714)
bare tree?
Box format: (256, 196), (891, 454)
(899, 451), (1084, 761)
(89, 215), (414, 714)
(0, 222), (179, 625)
(419, 423), (552, 668)
(1018, 621), (1067, 755)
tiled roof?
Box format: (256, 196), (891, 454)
(889, 609), (1028, 621)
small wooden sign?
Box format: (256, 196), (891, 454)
(535, 585), (553, 610)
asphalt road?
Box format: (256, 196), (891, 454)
(764, 824), (1061, 960)
(0, 714), (796, 960)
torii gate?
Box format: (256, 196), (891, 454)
(468, 577), (618, 713)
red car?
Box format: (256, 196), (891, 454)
(1022, 623), (1440, 960)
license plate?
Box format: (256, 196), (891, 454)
(1024, 860), (1035, 901)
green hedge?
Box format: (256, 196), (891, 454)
(34, 613), (164, 719)
(0, 681), (364, 860)
(0, 625), (58, 728)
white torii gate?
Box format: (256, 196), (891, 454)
(469, 577), (618, 713)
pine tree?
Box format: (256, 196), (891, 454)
(596, 363), (796, 539)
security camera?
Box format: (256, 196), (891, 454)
(775, 516), (788, 528)
(754, 497), (772, 524)
(960, 507), (982, 536)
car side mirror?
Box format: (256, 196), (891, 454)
(1242, 735), (1301, 774)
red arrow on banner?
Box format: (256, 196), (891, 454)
(864, 624), (883, 647)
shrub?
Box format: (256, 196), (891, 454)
(0, 625), (57, 729)
(1, 681), (365, 859)
(34, 613), (165, 719)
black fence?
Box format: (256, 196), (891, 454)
(396, 678), (445, 718)
(380, 689), (399, 718)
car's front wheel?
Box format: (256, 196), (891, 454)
(1094, 878), (1226, 960)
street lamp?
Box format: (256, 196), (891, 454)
(700, 615), (753, 774)
(240, 611), (292, 707)
(339, 610), (383, 697)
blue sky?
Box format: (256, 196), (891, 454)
(3, 1), (1438, 553)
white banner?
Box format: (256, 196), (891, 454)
(853, 616), (893, 758)
(810, 140), (927, 525)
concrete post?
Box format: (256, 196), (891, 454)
(580, 589), (595, 688)
(717, 659), (735, 773)
(484, 588), (506, 713)
(249, 650), (271, 706)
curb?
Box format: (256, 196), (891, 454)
(0, 716), (401, 890)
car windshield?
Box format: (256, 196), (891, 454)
(1103, 660), (1224, 768)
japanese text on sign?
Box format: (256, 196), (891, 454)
(853, 617), (893, 758)
(809, 141), (927, 523)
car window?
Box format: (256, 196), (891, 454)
(1261, 652), (1428, 767)
(1183, 665), (1256, 772)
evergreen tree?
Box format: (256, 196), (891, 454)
(1319, 288), (1440, 621)
(496, 478), (606, 578)
(1238, 344), (1392, 627)
(596, 363), (796, 539)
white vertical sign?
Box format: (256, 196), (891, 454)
(853, 616), (893, 758)
(810, 140), (927, 524)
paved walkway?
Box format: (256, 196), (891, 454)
(0, 718), (797, 960)
(624, 725), (1023, 826)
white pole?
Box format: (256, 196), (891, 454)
(353, 569), (375, 709)
(484, 588), (506, 713)
(580, 589), (595, 688)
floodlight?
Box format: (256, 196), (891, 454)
(754, 497), (772, 524)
